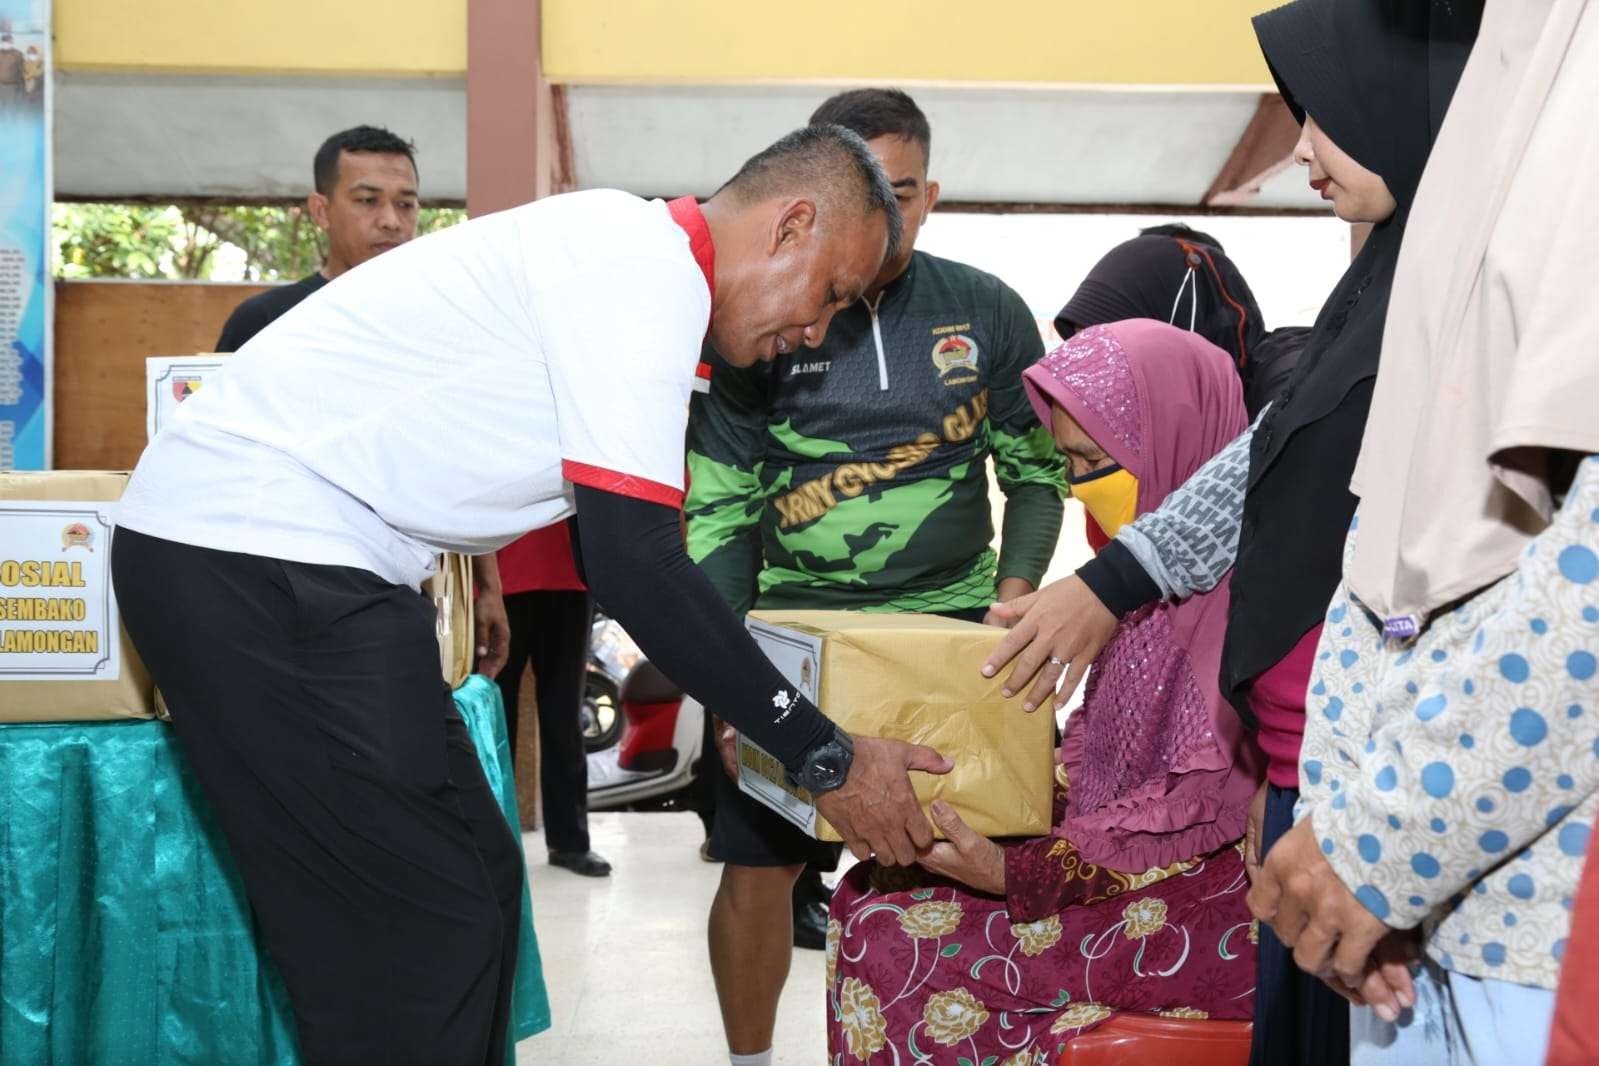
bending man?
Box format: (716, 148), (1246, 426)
(112, 125), (947, 1066)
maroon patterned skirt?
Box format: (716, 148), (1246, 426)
(826, 841), (1256, 1064)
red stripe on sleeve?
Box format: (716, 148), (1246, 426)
(563, 459), (685, 509)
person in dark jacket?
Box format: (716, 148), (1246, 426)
(688, 89), (1063, 1066)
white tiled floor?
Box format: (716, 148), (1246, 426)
(516, 812), (828, 1065)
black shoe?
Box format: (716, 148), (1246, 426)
(794, 864), (834, 908)
(549, 850), (612, 877)
(793, 899), (829, 951)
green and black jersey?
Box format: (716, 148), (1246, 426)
(686, 250), (1064, 615)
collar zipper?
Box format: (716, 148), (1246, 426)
(863, 292), (889, 391)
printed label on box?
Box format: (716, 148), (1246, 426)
(736, 734), (818, 834)
(745, 617), (823, 703)
(736, 618), (826, 832)
(147, 355), (228, 439)
(0, 500), (121, 681)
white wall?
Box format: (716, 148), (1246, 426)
(917, 210), (1352, 340)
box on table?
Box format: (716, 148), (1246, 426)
(146, 354), (228, 440)
(0, 471), (156, 722)
(737, 610), (1055, 842)
(426, 552), (474, 690)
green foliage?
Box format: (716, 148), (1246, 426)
(52, 203), (468, 281)
(419, 207), (468, 235)
(183, 204), (322, 281)
(53, 204), (208, 279)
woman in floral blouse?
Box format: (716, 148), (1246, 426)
(826, 320), (1261, 1064)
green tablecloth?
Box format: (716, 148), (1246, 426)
(0, 675), (549, 1065)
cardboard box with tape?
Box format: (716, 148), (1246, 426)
(737, 610), (1055, 841)
(0, 471), (156, 722)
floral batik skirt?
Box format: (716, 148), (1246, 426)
(826, 844), (1256, 1065)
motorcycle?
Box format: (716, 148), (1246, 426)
(585, 611), (706, 813)
(581, 612), (629, 753)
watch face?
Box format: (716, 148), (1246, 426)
(815, 749), (846, 774)
(807, 741), (851, 789)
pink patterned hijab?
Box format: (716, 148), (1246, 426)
(1023, 319), (1256, 872)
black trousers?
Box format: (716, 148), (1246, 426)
(112, 529), (523, 1066)
(493, 589), (592, 855)
(1250, 783), (1351, 1066)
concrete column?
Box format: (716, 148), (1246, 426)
(467, 0), (549, 216)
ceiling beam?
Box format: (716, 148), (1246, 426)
(1203, 93), (1302, 207)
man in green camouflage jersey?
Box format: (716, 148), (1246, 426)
(688, 90), (1064, 1065)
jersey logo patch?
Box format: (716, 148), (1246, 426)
(931, 335), (979, 387)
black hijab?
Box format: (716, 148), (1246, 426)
(1058, 232), (1265, 367)
(1056, 231), (1306, 417)
(1221, 0), (1482, 724)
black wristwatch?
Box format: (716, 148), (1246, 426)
(787, 726), (855, 795)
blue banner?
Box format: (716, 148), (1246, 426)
(0, 1), (49, 470)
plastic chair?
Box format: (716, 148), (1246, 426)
(1057, 1014), (1252, 1066)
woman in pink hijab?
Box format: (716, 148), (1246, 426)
(825, 320), (1261, 1063)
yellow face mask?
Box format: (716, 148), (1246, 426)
(1068, 464), (1138, 539)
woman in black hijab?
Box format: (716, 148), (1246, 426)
(1055, 224), (1309, 418)
(1224, 7), (1480, 1062)
(1227, 0), (1482, 732)
(983, 2), (1483, 1063)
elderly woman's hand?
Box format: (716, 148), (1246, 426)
(1248, 820), (1397, 1000)
(916, 801), (1006, 895)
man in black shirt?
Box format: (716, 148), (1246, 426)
(214, 125), (422, 351)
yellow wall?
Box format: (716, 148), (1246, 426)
(54, 0), (467, 75)
(55, 0), (1273, 87)
(542, 0), (1275, 88)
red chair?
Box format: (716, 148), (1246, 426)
(1058, 1014), (1252, 1066)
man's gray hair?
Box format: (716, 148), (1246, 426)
(719, 124), (903, 262)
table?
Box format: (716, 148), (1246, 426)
(0, 675), (549, 1064)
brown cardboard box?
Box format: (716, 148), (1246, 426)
(737, 610), (1055, 842)
(426, 552), (474, 690)
(0, 471), (157, 722)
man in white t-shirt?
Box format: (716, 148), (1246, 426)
(112, 125), (953, 1064)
